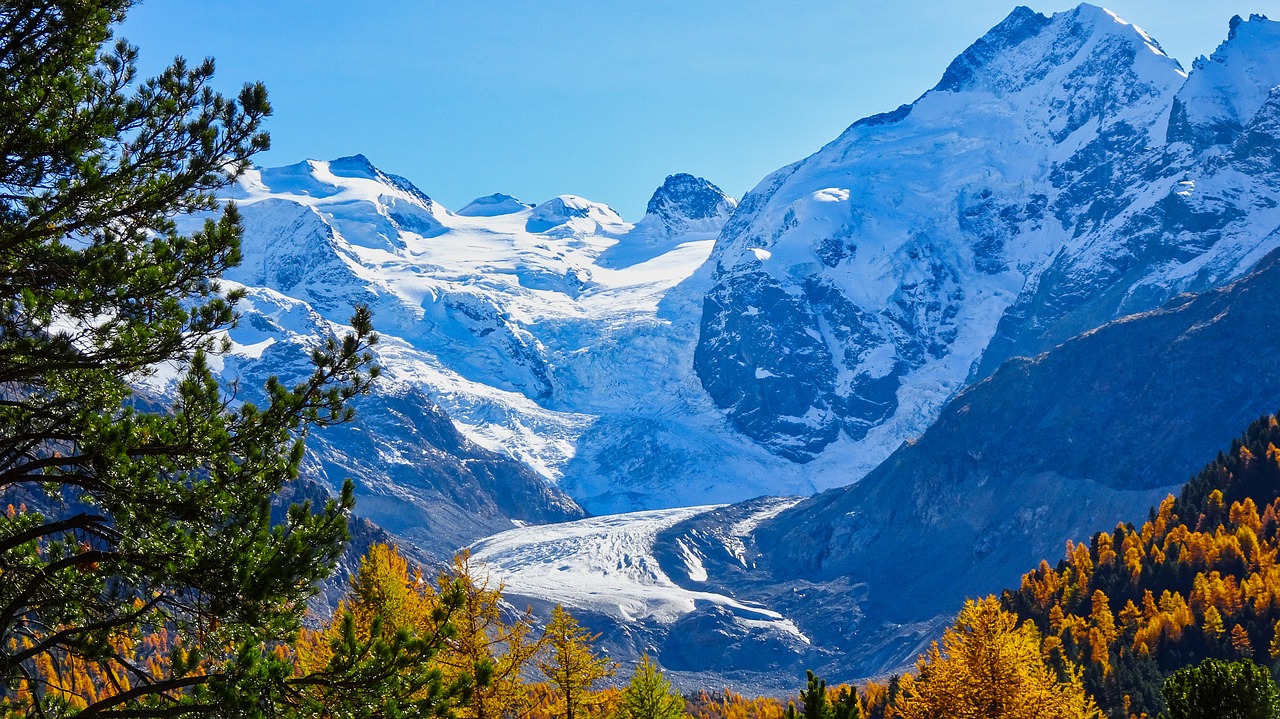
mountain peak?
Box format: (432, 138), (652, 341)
(1171, 12), (1280, 148)
(457, 193), (532, 217)
(933, 6), (1051, 93)
(525, 195), (626, 235)
(932, 3), (1177, 97)
(645, 174), (735, 221)
(1227, 14), (1273, 41)
(327, 154), (379, 180)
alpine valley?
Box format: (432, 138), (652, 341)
(161, 4), (1280, 690)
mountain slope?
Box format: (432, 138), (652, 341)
(1000, 410), (1280, 718)
(189, 11), (1280, 517)
(748, 246), (1280, 677)
(175, 159), (830, 525)
(457, 244), (1280, 685)
(695, 8), (1280, 481)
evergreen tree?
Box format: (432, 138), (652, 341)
(831, 686), (860, 719)
(796, 671), (832, 719)
(292, 543), (476, 719)
(536, 605), (616, 719)
(617, 655), (684, 719)
(0, 1), (380, 715)
(1162, 658), (1280, 719)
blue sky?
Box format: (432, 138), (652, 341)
(122, 1), (1280, 218)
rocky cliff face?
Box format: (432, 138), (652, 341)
(695, 8), (1280, 479)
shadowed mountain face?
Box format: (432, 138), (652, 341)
(747, 247), (1280, 677)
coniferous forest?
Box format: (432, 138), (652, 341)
(8, 1), (1280, 718)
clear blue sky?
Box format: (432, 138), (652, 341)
(121, 1), (1280, 219)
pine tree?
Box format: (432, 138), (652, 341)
(617, 655), (685, 719)
(831, 686), (860, 719)
(0, 2), (379, 714)
(1162, 658), (1280, 719)
(291, 543), (474, 719)
(796, 671), (832, 719)
(536, 605), (616, 719)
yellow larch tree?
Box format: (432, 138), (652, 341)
(434, 550), (547, 719)
(1231, 623), (1254, 658)
(893, 596), (1101, 719)
(1088, 590), (1117, 676)
(1202, 605), (1226, 642)
(290, 542), (474, 719)
(536, 605), (617, 719)
(295, 542), (438, 673)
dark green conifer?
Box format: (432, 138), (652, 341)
(1162, 657), (1280, 719)
(798, 670), (833, 719)
(0, 1), (386, 716)
(832, 685), (861, 719)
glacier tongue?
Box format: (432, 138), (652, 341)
(467, 498), (815, 689)
(467, 504), (794, 627)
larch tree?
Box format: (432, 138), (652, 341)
(535, 605), (616, 719)
(894, 596), (1101, 719)
(0, 1), (382, 715)
(434, 550), (544, 719)
(617, 654), (684, 719)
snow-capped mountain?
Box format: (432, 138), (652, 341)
(180, 159), (834, 534)
(696, 6), (1280, 481)
(158, 2), (1280, 677)
(141, 280), (586, 557)
(749, 245), (1280, 678)
(201, 9), (1280, 521)
(463, 243), (1280, 686)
